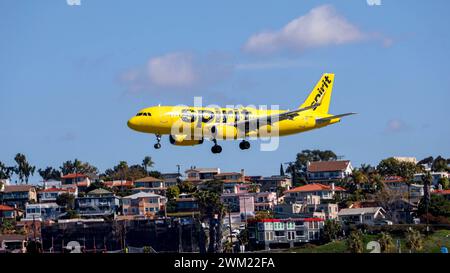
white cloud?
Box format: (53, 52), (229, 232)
(385, 119), (411, 133)
(243, 5), (365, 54)
(120, 52), (233, 93)
(148, 52), (197, 88)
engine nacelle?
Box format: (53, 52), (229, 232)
(210, 125), (238, 140)
(169, 134), (204, 146)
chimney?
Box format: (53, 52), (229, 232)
(241, 169), (245, 181)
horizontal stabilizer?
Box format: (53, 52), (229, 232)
(316, 113), (357, 123)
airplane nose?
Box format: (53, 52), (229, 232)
(127, 117), (139, 130)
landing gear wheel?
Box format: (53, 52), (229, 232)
(239, 140), (250, 150)
(154, 134), (162, 149)
(211, 145), (222, 154)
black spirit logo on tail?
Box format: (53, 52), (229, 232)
(311, 75), (332, 110)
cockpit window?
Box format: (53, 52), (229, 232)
(136, 112), (151, 116)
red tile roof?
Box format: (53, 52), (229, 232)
(285, 183), (346, 193)
(0, 205), (15, 211)
(77, 181), (89, 187)
(307, 160), (350, 172)
(61, 173), (87, 179)
(104, 181), (134, 187)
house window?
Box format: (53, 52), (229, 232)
(265, 231), (273, 241)
(364, 215), (372, 221)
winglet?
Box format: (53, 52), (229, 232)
(316, 112), (357, 123)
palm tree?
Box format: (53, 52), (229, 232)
(0, 161), (14, 180)
(117, 161), (129, 190)
(346, 230), (364, 253)
(405, 229), (423, 253)
(195, 180), (225, 253)
(378, 232), (394, 253)
(14, 153), (35, 184)
(142, 156), (154, 175)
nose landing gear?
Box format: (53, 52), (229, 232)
(239, 140), (250, 150)
(154, 134), (162, 149)
(211, 139), (222, 154)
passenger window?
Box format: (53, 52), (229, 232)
(147, 113), (152, 116)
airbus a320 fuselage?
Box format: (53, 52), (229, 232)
(127, 73), (355, 153)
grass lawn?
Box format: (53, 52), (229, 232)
(281, 230), (450, 253)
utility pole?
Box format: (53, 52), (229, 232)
(228, 206), (233, 253)
(178, 219), (183, 253)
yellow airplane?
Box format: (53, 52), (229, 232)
(127, 73), (355, 153)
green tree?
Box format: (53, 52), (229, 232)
(279, 163), (285, 176)
(247, 183), (259, 193)
(418, 194), (450, 218)
(405, 229), (423, 253)
(166, 185), (180, 200)
(14, 153), (35, 184)
(438, 177), (449, 190)
(377, 157), (418, 180)
(38, 167), (61, 181)
(178, 181), (196, 193)
(0, 161), (14, 180)
(60, 159), (98, 176)
(142, 156), (154, 175)
(432, 156), (448, 172)
(85, 181), (108, 192)
(351, 169), (369, 189)
(378, 232), (394, 253)
(237, 228), (249, 247)
(322, 219), (342, 242)
(346, 230), (364, 253)
(0, 218), (17, 234)
(194, 180), (225, 253)
(56, 193), (75, 210)
(254, 211), (273, 220)
(101, 163), (148, 181)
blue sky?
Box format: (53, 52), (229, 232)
(1, 0), (449, 182)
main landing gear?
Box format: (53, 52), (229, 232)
(211, 139), (222, 154)
(239, 140), (250, 150)
(154, 134), (162, 149)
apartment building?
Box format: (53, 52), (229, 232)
(122, 192), (167, 216)
(248, 218), (324, 250)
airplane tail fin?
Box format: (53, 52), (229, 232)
(299, 73), (335, 114)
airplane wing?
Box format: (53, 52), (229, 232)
(315, 113), (357, 124)
(229, 103), (320, 129)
